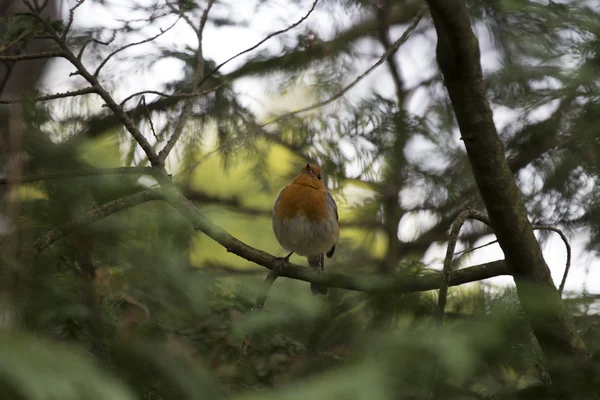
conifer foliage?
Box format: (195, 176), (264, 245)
(1, 0), (600, 398)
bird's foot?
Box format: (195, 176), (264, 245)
(273, 252), (293, 274)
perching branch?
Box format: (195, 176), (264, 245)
(22, 180), (510, 294)
(161, 184), (511, 293)
(261, 10), (424, 127)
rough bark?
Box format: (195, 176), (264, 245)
(424, 0), (595, 396)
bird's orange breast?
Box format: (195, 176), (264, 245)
(274, 183), (329, 222)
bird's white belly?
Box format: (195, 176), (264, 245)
(272, 214), (338, 256)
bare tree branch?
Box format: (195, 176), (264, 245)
(223, 4), (422, 82)
(22, 0), (161, 166)
(261, 10), (424, 127)
(0, 51), (64, 61)
(166, 2), (197, 34)
(197, 0), (319, 89)
(77, 31), (117, 60)
(93, 16), (181, 77)
(118, 82), (227, 107)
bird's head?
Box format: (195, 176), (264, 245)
(291, 163), (325, 188)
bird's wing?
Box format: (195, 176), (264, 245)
(325, 190), (338, 259)
(273, 185), (288, 214)
(326, 190), (338, 222)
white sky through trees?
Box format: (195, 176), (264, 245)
(43, 0), (599, 296)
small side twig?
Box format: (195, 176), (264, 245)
(77, 31), (118, 60)
(238, 268), (280, 366)
(93, 16), (181, 77)
(119, 81), (227, 108)
(0, 87), (97, 104)
(139, 96), (158, 141)
(0, 51), (65, 62)
(438, 209), (491, 324)
(62, 0), (86, 40)
(166, 2), (199, 34)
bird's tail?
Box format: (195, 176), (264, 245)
(308, 254), (328, 296)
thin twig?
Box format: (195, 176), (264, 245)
(532, 225), (571, 295)
(197, 0), (319, 88)
(140, 96), (158, 141)
(0, 87), (97, 104)
(261, 9), (424, 127)
(454, 238), (498, 256)
(157, 0), (215, 164)
(437, 209), (491, 324)
(0, 51), (65, 62)
(119, 81), (227, 107)
(77, 31), (118, 60)
(238, 268), (280, 365)
(166, 2), (198, 35)
(93, 16), (181, 77)
(62, 0), (86, 40)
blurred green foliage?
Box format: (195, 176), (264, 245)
(0, 0), (600, 398)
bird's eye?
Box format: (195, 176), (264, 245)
(318, 173), (322, 180)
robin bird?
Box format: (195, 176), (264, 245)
(272, 164), (339, 295)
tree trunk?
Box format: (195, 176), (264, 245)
(424, 0), (596, 396)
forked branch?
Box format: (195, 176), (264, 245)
(437, 209), (492, 324)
